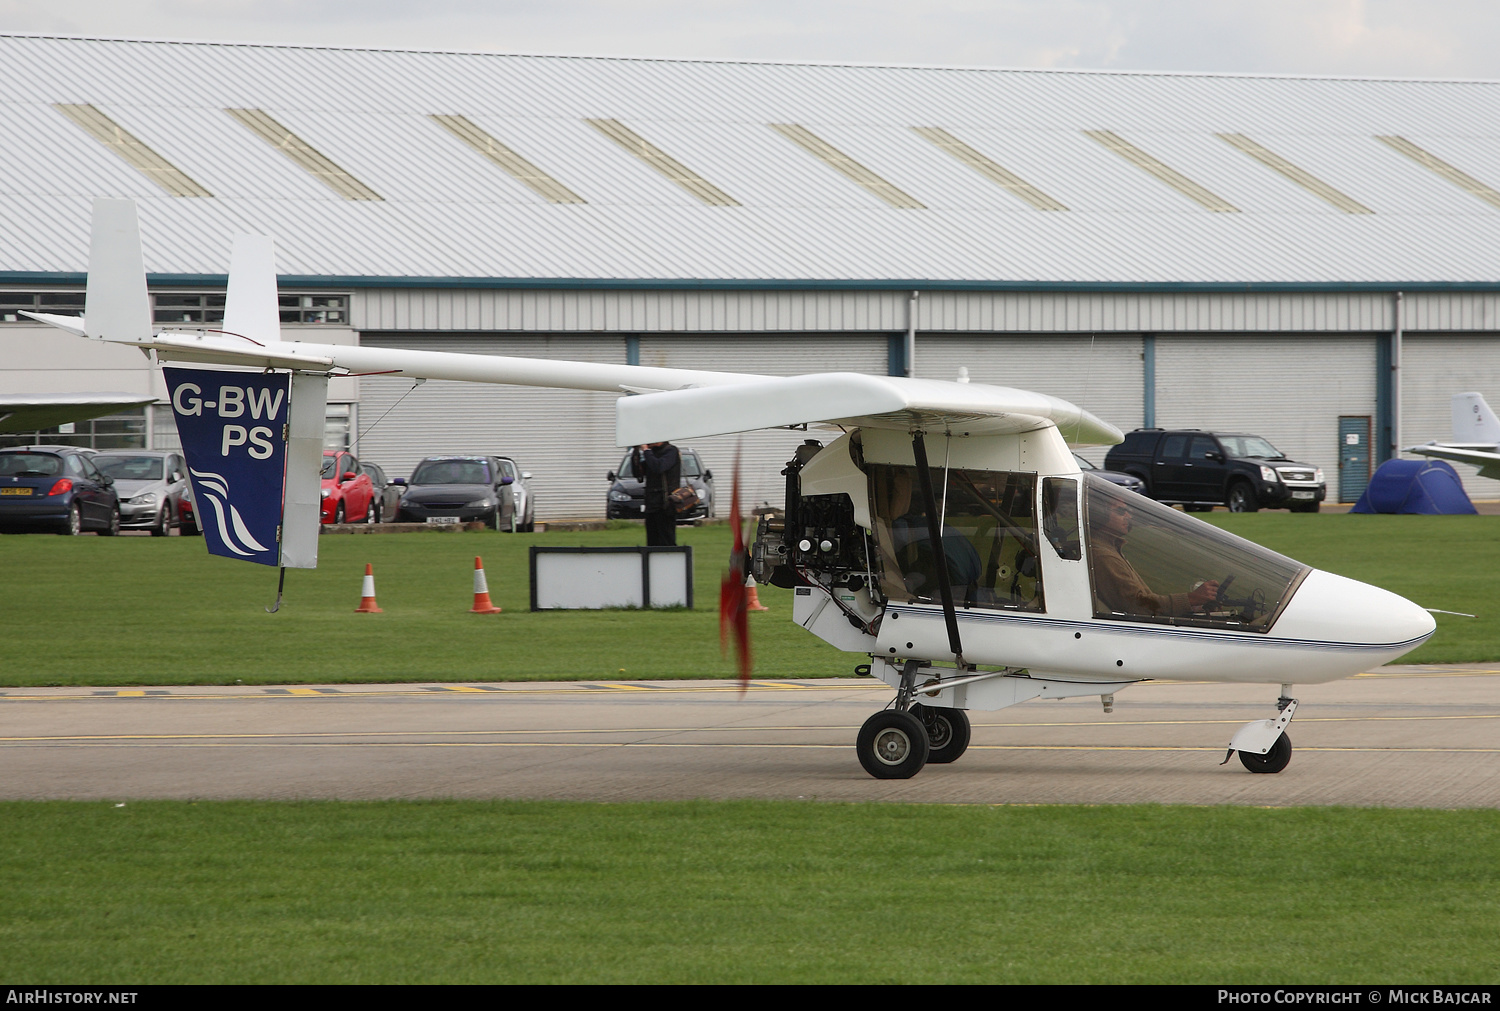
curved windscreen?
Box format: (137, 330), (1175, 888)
(1084, 473), (1307, 631)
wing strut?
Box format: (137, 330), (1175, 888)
(911, 431), (966, 668)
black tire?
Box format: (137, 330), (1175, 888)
(364, 498), (377, 524)
(912, 703), (971, 764)
(334, 502), (345, 525)
(150, 508), (168, 537)
(1226, 482), (1260, 513)
(372, 499), (383, 524)
(59, 503), (82, 536)
(857, 710), (930, 780)
(1238, 732), (1292, 774)
(99, 505), (120, 536)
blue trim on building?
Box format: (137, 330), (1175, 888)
(1375, 332), (1395, 464)
(1141, 333), (1156, 429)
(887, 333), (907, 377)
(625, 334), (640, 367)
(6, 271), (1500, 294)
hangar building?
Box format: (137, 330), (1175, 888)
(4, 33), (1500, 515)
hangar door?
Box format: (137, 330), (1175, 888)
(356, 334), (626, 519)
(913, 334), (1144, 465)
(1402, 334), (1500, 499)
(637, 334), (889, 516)
(1155, 335), (1376, 503)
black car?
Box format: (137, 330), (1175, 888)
(1104, 429), (1326, 512)
(393, 455), (515, 528)
(0, 446), (120, 535)
(606, 447), (714, 522)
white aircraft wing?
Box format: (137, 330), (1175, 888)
(1407, 443), (1500, 482)
(0, 392), (156, 434)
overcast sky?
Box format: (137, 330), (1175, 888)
(3, 0), (1499, 79)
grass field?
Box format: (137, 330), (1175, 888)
(1, 511), (1496, 687)
(3, 799), (1497, 984)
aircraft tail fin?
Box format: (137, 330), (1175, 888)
(1451, 393), (1500, 446)
(222, 234), (282, 343)
(82, 198), (152, 343)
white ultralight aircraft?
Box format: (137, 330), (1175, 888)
(27, 199), (1438, 780)
(1408, 393), (1500, 481)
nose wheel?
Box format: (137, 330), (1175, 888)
(1238, 731), (1292, 773)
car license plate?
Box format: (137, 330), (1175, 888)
(0, 487), (31, 496)
(1292, 491), (1315, 499)
(425, 516), (460, 525)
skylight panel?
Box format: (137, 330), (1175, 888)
(1375, 135), (1500, 210)
(769, 123), (924, 209)
(1217, 133), (1372, 214)
(585, 118), (738, 206)
(54, 104), (211, 198)
(225, 108), (381, 201)
(1083, 129), (1238, 213)
(431, 115), (584, 204)
(911, 126), (1066, 211)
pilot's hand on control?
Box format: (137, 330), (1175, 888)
(1188, 580), (1220, 608)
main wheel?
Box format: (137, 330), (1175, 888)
(1238, 732), (1292, 774)
(1227, 482), (1260, 513)
(857, 710), (930, 780)
(911, 703), (971, 764)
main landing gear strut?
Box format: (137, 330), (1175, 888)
(857, 659), (973, 780)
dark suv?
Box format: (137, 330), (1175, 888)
(1104, 430), (1326, 513)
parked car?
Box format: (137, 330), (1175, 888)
(394, 455), (515, 528)
(321, 450), (377, 524)
(361, 460), (401, 525)
(1072, 452), (1147, 494)
(93, 450), (190, 536)
(606, 446), (714, 522)
(1104, 429), (1326, 512)
(494, 456), (536, 532)
(0, 446), (120, 535)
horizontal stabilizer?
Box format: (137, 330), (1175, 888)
(616, 372), (1122, 447)
(1408, 442), (1500, 482)
(18, 311), (87, 337)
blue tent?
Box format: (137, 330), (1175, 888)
(1351, 459), (1477, 514)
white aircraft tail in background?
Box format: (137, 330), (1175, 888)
(1409, 392), (1500, 481)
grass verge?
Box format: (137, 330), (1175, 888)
(1, 512), (1497, 687)
(3, 800), (1497, 984)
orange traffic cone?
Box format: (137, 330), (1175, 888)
(745, 574), (769, 611)
(355, 563), (383, 613)
(470, 556), (502, 613)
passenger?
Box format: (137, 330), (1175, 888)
(1093, 495), (1219, 617)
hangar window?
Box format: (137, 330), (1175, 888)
(1217, 133), (1372, 214)
(226, 108), (382, 201)
(586, 118), (739, 206)
(152, 293), (226, 325)
(431, 114), (585, 204)
(1083, 129), (1239, 213)
(279, 294), (348, 325)
(1375, 135), (1500, 210)
(911, 127), (1067, 211)
(770, 123), (925, 209)
(54, 104), (212, 198)
(1083, 473), (1306, 631)
(1, 292), (85, 323)
(869, 463), (1042, 612)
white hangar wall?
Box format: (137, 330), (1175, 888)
(344, 287), (1500, 515)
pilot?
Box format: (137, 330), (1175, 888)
(1092, 495), (1219, 617)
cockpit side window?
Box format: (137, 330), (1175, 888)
(1083, 473), (1308, 631)
(868, 463), (1043, 612)
(1042, 477), (1082, 560)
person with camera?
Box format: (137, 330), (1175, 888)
(633, 441), (682, 546)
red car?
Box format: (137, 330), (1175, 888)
(321, 450), (377, 524)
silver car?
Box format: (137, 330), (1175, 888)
(495, 456), (536, 532)
(93, 451), (191, 536)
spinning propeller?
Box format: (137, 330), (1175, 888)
(718, 448), (752, 687)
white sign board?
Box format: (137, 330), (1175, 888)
(530, 546), (694, 610)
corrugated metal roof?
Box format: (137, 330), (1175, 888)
(4, 34), (1500, 286)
